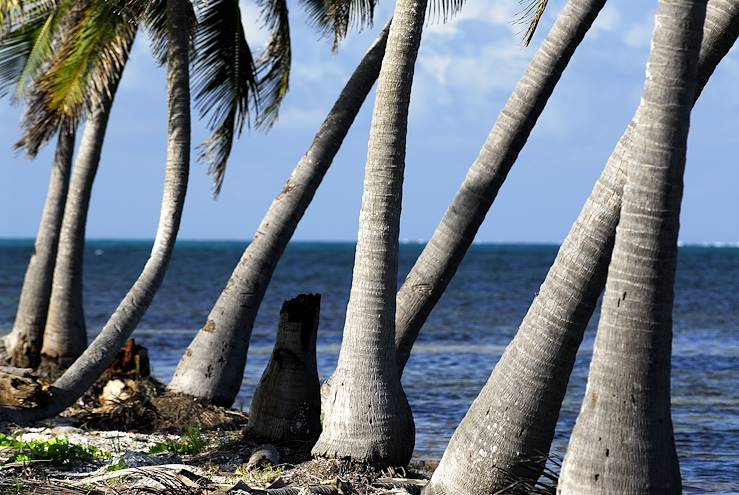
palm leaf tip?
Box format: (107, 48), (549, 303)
(253, 0), (290, 129)
(427, 0), (464, 25)
(516, 0), (549, 47)
(300, 0), (377, 49)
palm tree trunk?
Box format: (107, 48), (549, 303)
(40, 45), (132, 370)
(0, 0), (190, 423)
(424, 1), (737, 492)
(167, 23), (390, 406)
(3, 124), (75, 368)
(393, 0), (607, 374)
(310, 0), (426, 466)
(557, 1), (705, 492)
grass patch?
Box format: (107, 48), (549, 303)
(0, 433), (110, 466)
(236, 464), (284, 487)
(148, 427), (205, 455)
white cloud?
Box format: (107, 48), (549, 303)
(418, 38), (531, 96)
(623, 16), (654, 48)
(274, 107), (326, 130)
(239, 1), (270, 50)
(425, 0), (517, 39)
(591, 3), (621, 34)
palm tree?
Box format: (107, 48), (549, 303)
(557, 0), (706, 491)
(39, 24), (136, 369)
(391, 0), (584, 374)
(2, 124), (74, 368)
(0, 0), (121, 368)
(309, 0), (431, 465)
(423, 1), (737, 492)
(0, 0), (191, 423)
(168, 21), (390, 405)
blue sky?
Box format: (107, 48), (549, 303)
(1, 0), (737, 243)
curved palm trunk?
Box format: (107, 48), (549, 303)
(0, 0), (190, 423)
(393, 0), (607, 374)
(41, 43), (133, 370)
(4, 125), (75, 368)
(167, 24), (390, 406)
(311, 0), (426, 466)
(557, 1), (705, 492)
(423, 1), (737, 492)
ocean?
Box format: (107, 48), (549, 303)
(1, 241), (737, 492)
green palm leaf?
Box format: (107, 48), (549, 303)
(254, 0), (291, 129)
(192, 0), (259, 197)
(18, 0), (137, 155)
(299, 0), (376, 48)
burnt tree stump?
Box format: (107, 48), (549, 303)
(248, 294), (321, 442)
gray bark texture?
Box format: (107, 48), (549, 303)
(248, 294), (321, 442)
(393, 0), (607, 374)
(423, 1), (738, 493)
(3, 125), (75, 368)
(167, 24), (390, 406)
(0, 0), (190, 422)
(557, 0), (706, 492)
(40, 37), (133, 369)
(311, 0), (426, 466)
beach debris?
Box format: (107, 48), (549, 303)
(108, 338), (150, 379)
(0, 367), (51, 407)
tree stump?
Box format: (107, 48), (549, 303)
(248, 294), (321, 442)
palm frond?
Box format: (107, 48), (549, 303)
(0, 0), (57, 31)
(300, 0), (376, 48)
(254, 0), (291, 129)
(134, 0), (195, 66)
(515, 0), (549, 47)
(192, 0), (259, 197)
(17, 0), (136, 155)
(0, 0), (71, 99)
(426, 0), (464, 25)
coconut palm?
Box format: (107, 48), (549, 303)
(2, 124), (74, 368)
(309, 0), (433, 463)
(423, 1), (737, 493)
(38, 12), (137, 369)
(168, 21), (391, 405)
(392, 0), (594, 374)
(0, 0), (126, 368)
(557, 0), (706, 491)
(0, 0), (191, 423)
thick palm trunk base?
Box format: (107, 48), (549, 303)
(312, 0), (425, 467)
(167, 24), (390, 406)
(558, 1), (705, 492)
(4, 126), (75, 368)
(248, 294), (321, 442)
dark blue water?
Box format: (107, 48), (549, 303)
(1, 241), (737, 493)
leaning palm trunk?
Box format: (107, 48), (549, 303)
(0, 0), (190, 423)
(557, 0), (705, 492)
(311, 0), (426, 466)
(167, 24), (390, 406)
(3, 125), (75, 368)
(393, 0), (607, 374)
(41, 40), (134, 370)
(423, 1), (738, 492)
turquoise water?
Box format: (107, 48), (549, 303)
(1, 241), (737, 492)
